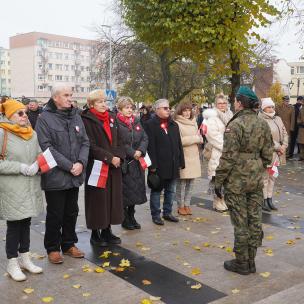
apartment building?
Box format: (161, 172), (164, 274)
(289, 56), (304, 102)
(10, 32), (101, 103)
(0, 47), (11, 96)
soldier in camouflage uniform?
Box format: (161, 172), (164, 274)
(214, 86), (274, 275)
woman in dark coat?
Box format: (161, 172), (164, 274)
(81, 90), (125, 246)
(116, 97), (149, 230)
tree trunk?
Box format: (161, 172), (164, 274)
(229, 49), (241, 107)
(159, 49), (171, 99)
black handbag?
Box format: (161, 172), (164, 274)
(147, 171), (164, 191)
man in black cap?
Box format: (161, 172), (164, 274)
(215, 86), (274, 275)
(289, 96), (304, 158)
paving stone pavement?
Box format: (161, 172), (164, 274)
(0, 159), (304, 304)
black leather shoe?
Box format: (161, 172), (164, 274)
(101, 228), (122, 245)
(152, 217), (164, 225)
(163, 214), (179, 223)
(267, 198), (278, 211)
(121, 218), (135, 230)
(262, 199), (271, 212)
(90, 230), (109, 247)
(224, 259), (250, 275)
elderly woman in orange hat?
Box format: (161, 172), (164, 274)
(0, 98), (43, 282)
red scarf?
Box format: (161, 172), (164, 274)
(117, 112), (135, 130)
(90, 108), (112, 144)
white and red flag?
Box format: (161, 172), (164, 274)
(267, 159), (279, 178)
(88, 160), (109, 188)
(139, 153), (152, 170)
(37, 148), (57, 173)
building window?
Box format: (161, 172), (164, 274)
(71, 76), (75, 82)
(81, 77), (85, 82)
(55, 53), (62, 60)
(300, 66), (304, 74)
(291, 67), (295, 75)
(86, 66), (90, 72)
(7, 61), (10, 66)
(37, 50), (42, 56)
(38, 74), (44, 80)
(72, 87), (75, 92)
(38, 63), (43, 69)
(64, 65), (69, 71)
(55, 64), (63, 71)
(64, 54), (69, 60)
(38, 85), (44, 91)
(48, 86), (52, 91)
(64, 76), (69, 81)
(55, 75), (63, 81)
(80, 87), (85, 92)
(71, 65), (75, 71)
(81, 66), (84, 72)
(48, 63), (53, 70)
(87, 76), (90, 82)
(48, 75), (53, 81)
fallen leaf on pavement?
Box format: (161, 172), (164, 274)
(115, 267), (125, 272)
(102, 262), (110, 268)
(193, 246), (201, 251)
(265, 235), (274, 241)
(99, 251), (112, 258)
(82, 292), (91, 297)
(95, 267), (105, 273)
(41, 297), (54, 303)
(260, 272), (271, 278)
(286, 240), (296, 245)
(231, 289), (240, 294)
(119, 259), (131, 267)
(191, 283), (202, 289)
(226, 247), (233, 253)
(264, 248), (274, 257)
(63, 274), (70, 279)
(142, 279), (152, 285)
(191, 268), (201, 275)
(23, 288), (34, 294)
(141, 299), (152, 304)
(203, 242), (210, 247)
(149, 296), (161, 301)
(73, 284), (81, 289)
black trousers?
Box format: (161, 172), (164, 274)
(6, 218), (31, 259)
(44, 188), (79, 253)
(289, 130), (299, 156)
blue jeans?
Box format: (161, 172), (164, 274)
(150, 179), (176, 218)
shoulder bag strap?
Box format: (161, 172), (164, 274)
(0, 129), (8, 160)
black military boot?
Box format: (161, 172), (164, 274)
(267, 198), (278, 211)
(262, 199), (271, 212)
(248, 247), (257, 273)
(121, 207), (135, 230)
(90, 229), (108, 247)
(128, 205), (141, 229)
(224, 254), (250, 275)
(101, 226), (122, 245)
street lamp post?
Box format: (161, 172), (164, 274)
(101, 25), (112, 91)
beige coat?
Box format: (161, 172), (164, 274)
(175, 115), (201, 179)
(297, 107), (304, 144)
(258, 112), (288, 165)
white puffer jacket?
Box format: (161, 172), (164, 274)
(203, 108), (233, 178)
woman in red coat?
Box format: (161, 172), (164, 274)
(81, 90), (125, 246)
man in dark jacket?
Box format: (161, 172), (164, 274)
(145, 99), (185, 225)
(27, 99), (43, 129)
(36, 85), (90, 264)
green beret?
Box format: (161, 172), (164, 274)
(237, 86), (258, 101)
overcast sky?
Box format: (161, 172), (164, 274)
(1, 0), (303, 62)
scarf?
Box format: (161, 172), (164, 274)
(0, 123), (33, 140)
(263, 111), (276, 119)
(90, 108), (112, 144)
(117, 112), (135, 130)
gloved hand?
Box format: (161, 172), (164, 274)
(27, 161), (39, 176)
(20, 163), (30, 176)
(214, 187), (223, 199)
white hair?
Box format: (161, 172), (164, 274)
(51, 84), (72, 98)
(154, 98), (169, 110)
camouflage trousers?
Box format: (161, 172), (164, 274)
(225, 191), (263, 260)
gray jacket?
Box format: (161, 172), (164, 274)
(35, 99), (90, 191)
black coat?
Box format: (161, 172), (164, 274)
(145, 115), (185, 180)
(81, 110), (125, 229)
(117, 117), (148, 207)
(27, 107), (43, 129)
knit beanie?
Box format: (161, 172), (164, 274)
(0, 99), (25, 118)
(261, 98), (275, 110)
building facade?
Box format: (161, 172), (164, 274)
(288, 57), (304, 102)
(10, 32), (103, 103)
(0, 47), (11, 96)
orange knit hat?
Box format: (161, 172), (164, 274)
(0, 99), (25, 118)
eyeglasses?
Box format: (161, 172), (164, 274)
(17, 110), (27, 117)
(159, 107), (171, 111)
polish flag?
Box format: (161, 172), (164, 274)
(88, 160), (109, 188)
(37, 148), (57, 173)
(200, 123), (207, 135)
(139, 153), (152, 170)
(267, 160), (279, 178)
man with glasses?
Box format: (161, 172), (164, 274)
(145, 99), (185, 225)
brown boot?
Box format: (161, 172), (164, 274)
(178, 207), (188, 215)
(184, 206), (192, 215)
(48, 251), (63, 264)
(63, 246), (85, 258)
